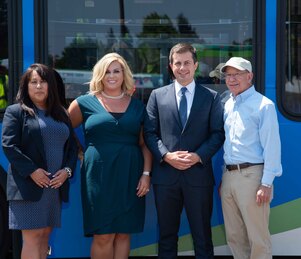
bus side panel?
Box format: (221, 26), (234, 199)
(265, 0), (301, 255)
(23, 0), (34, 69)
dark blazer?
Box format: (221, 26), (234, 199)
(2, 104), (78, 202)
(144, 82), (225, 186)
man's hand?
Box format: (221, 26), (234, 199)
(163, 151), (201, 170)
(256, 185), (272, 205)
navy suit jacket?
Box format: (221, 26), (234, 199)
(144, 83), (225, 186)
(2, 104), (78, 202)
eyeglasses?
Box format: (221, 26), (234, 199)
(223, 71), (248, 80)
(105, 69), (123, 76)
(29, 80), (48, 87)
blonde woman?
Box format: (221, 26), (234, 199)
(68, 53), (152, 259)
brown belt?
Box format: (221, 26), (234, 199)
(226, 163), (264, 171)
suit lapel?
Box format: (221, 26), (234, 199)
(184, 84), (205, 130)
(25, 113), (47, 164)
(166, 83), (182, 129)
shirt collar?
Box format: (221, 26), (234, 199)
(175, 80), (195, 95)
(233, 85), (255, 103)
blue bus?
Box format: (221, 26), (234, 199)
(0, 0), (301, 258)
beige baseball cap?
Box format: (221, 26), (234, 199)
(221, 57), (252, 73)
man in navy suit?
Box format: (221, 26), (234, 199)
(144, 43), (224, 258)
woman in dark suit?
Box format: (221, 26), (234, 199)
(1, 63), (78, 259)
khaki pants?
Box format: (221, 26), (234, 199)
(220, 165), (272, 259)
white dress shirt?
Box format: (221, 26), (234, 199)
(175, 80), (195, 119)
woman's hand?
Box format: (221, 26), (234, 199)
(136, 175), (151, 197)
(49, 169), (69, 189)
(30, 168), (51, 188)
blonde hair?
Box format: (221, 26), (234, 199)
(89, 53), (134, 93)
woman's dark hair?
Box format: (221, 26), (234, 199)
(16, 63), (68, 123)
(53, 69), (68, 108)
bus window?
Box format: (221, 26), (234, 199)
(47, 0), (253, 104)
(283, 0), (301, 116)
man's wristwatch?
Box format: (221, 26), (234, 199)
(64, 167), (72, 178)
(261, 183), (272, 188)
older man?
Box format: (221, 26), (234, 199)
(220, 57), (282, 259)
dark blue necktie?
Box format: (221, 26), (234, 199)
(179, 87), (187, 127)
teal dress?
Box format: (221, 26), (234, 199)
(77, 94), (146, 236)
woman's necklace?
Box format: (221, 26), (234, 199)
(101, 91), (125, 100)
